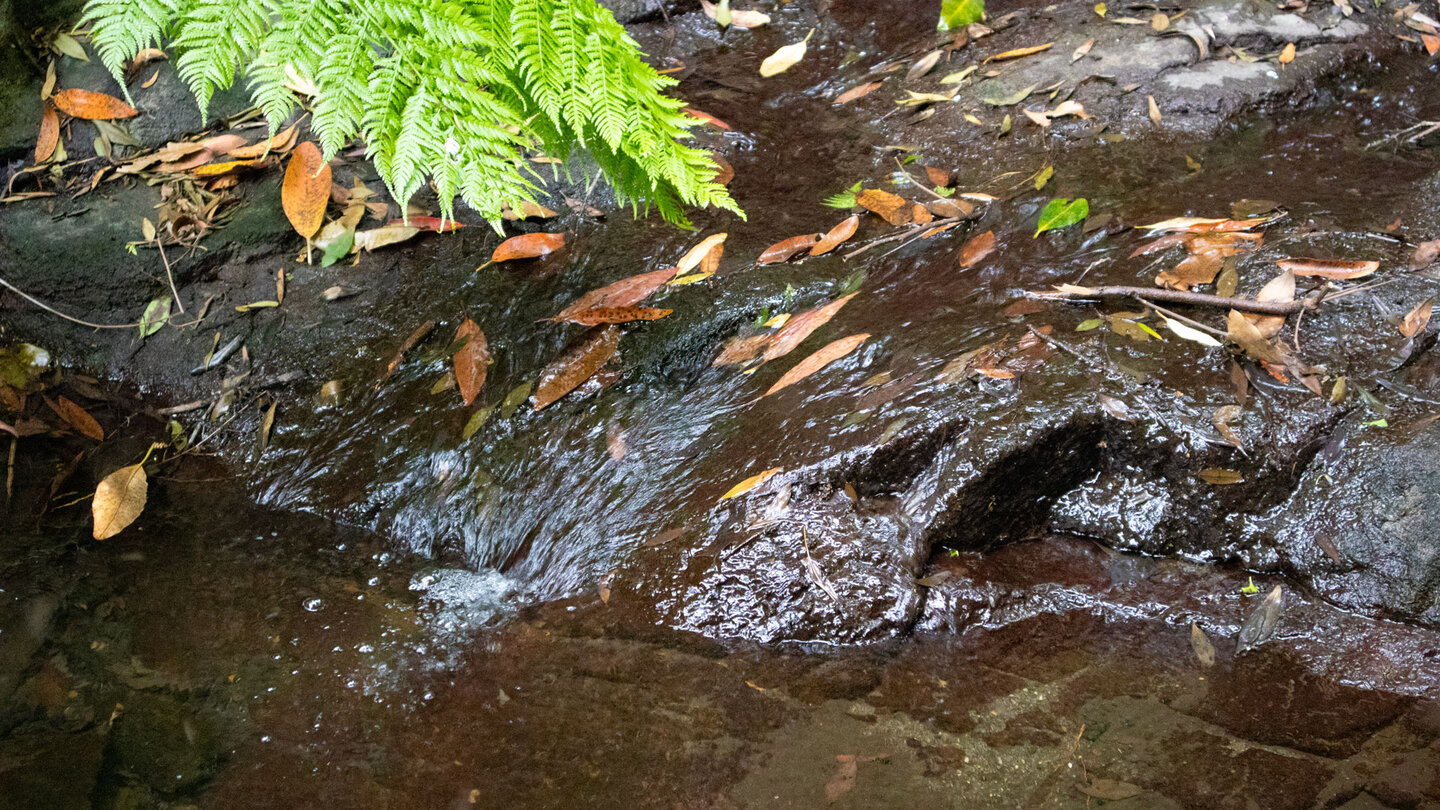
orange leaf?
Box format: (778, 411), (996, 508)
(763, 333), (870, 398)
(682, 107), (731, 130)
(51, 88), (138, 120)
(1399, 299), (1433, 338)
(389, 217), (465, 232)
(453, 319), (490, 406)
(282, 142), (331, 239)
(562, 306), (673, 326)
(833, 81), (883, 104)
(1278, 42), (1296, 64)
(762, 293), (857, 363)
(492, 232), (565, 262)
(1423, 33), (1440, 55)
(958, 230), (997, 268)
(677, 233), (727, 274)
(1274, 258), (1378, 279)
(46, 395), (104, 441)
(1155, 249), (1223, 290)
(532, 326), (622, 411)
(757, 234), (820, 265)
(720, 467), (782, 501)
(553, 267), (678, 322)
(985, 43), (1055, 63)
(811, 215), (860, 256)
(35, 103), (59, 163)
(710, 152), (734, 186)
(856, 189), (912, 226)
(713, 333), (773, 366)
(190, 158), (267, 177)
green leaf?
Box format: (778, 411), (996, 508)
(939, 0), (985, 30)
(321, 229), (355, 267)
(1076, 318), (1103, 332)
(1034, 198), (1090, 237)
(463, 406), (495, 439)
(1034, 166), (1054, 190)
(983, 84), (1036, 107)
(139, 297), (170, 338)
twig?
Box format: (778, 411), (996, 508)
(843, 216), (961, 261)
(1033, 285), (1315, 315)
(154, 237), (186, 313)
(0, 274), (138, 329)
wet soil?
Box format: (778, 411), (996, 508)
(6, 0), (1440, 805)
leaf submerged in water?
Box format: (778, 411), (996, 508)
(1034, 198), (1088, 237)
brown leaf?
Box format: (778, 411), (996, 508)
(833, 81), (883, 104)
(1190, 623), (1216, 668)
(453, 319), (490, 406)
(500, 200), (559, 220)
(51, 88), (138, 120)
(958, 230), (997, 268)
(1130, 233), (1194, 258)
(985, 42), (1055, 62)
(1275, 257), (1378, 279)
(1155, 249), (1223, 290)
(492, 232), (566, 262)
(1199, 468), (1244, 485)
(1189, 232), (1262, 256)
(825, 756), (858, 803)
(923, 166), (952, 188)
(925, 198), (973, 219)
(227, 124), (298, 158)
(190, 157), (268, 177)
(910, 203), (933, 224)
(1229, 359), (1249, 408)
(532, 326), (621, 411)
(47, 395), (104, 440)
(353, 225), (419, 252)
(713, 333), (773, 366)
(763, 333), (870, 398)
(1245, 271), (1295, 338)
(710, 152), (734, 186)
(93, 463), (147, 539)
(1227, 309), (1284, 364)
(1410, 239), (1440, 270)
(763, 293), (858, 363)
(811, 215), (860, 256)
(677, 233), (727, 274)
(282, 142), (331, 239)
(563, 306), (673, 326)
(758, 234), (820, 265)
(1400, 298), (1433, 338)
(856, 189), (912, 226)
(35, 103), (59, 163)
(1080, 778), (1142, 801)
(553, 267), (678, 322)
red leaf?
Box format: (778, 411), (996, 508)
(682, 107), (731, 130)
(757, 234), (820, 265)
(453, 319), (490, 406)
(762, 293), (857, 363)
(493, 232), (565, 262)
(50, 88), (138, 120)
(563, 306), (673, 326)
(532, 326), (622, 410)
(833, 81), (883, 104)
(958, 230), (997, 268)
(763, 333), (870, 398)
(552, 267), (678, 322)
(1274, 257), (1379, 279)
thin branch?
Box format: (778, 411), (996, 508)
(1032, 285), (1315, 315)
(0, 274), (138, 330)
(154, 237), (186, 313)
(843, 216), (961, 261)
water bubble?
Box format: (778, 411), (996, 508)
(303, 597), (325, 612)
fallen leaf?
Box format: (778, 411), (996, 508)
(1155, 250), (1223, 290)
(906, 49), (943, 81)
(93, 463), (147, 539)
(677, 233), (727, 274)
(391, 216), (465, 232)
(1072, 38), (1095, 62)
(714, 333), (773, 366)
(983, 83), (1036, 106)
(51, 88), (138, 120)
(1200, 468), (1244, 485)
(720, 467), (782, 501)
(1080, 778), (1142, 801)
(763, 293), (858, 362)
(35, 103), (59, 163)
(353, 225), (419, 252)
(501, 200), (559, 220)
(699, 0), (771, 27)
(562, 306), (673, 326)
(958, 230), (997, 267)
(1279, 42), (1296, 64)
(532, 326), (621, 410)
(282, 142), (331, 239)
(1148, 94), (1162, 125)
(759, 234), (821, 264)
(453, 319), (490, 406)
(227, 124), (298, 158)
(190, 157), (268, 177)
(923, 166), (952, 187)
(553, 267), (678, 322)
(1424, 33), (1440, 55)
(760, 31), (812, 77)
(1275, 257), (1378, 279)
(1400, 299), (1433, 338)
(1159, 313), (1222, 347)
(683, 107), (732, 130)
(48, 395), (104, 440)
(1151, 10), (1170, 30)
(53, 33), (90, 61)
(492, 232), (565, 262)
(1227, 309), (1284, 364)
(811, 215), (860, 256)
(1246, 271), (1295, 338)
(709, 153), (734, 186)
(1139, 216), (1274, 233)
(834, 82), (883, 104)
(1034, 198), (1089, 237)
(1410, 239), (1440, 269)
(857, 188), (912, 226)
(1191, 623), (1216, 667)
(139, 297), (169, 337)
(763, 333), (870, 397)
(985, 42), (1054, 62)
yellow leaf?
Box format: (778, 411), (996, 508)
(93, 463), (147, 540)
(1279, 42), (1296, 64)
(760, 30), (813, 77)
(984, 43), (1055, 63)
(720, 467), (782, 501)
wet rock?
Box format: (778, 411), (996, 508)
(105, 688), (228, 796)
(0, 729), (107, 810)
(598, 0), (668, 24)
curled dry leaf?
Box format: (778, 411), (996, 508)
(833, 82), (883, 105)
(552, 267), (677, 322)
(1245, 271), (1295, 338)
(453, 319), (490, 406)
(763, 293), (857, 363)
(763, 333), (870, 398)
(758, 234), (820, 265)
(282, 142), (331, 239)
(51, 88), (138, 120)
(563, 306), (672, 326)
(492, 232), (565, 262)
(532, 325), (621, 411)
(677, 233), (727, 274)
(856, 188), (912, 226)
(93, 463), (147, 540)
(984, 42), (1055, 62)
(1275, 257), (1378, 279)
(811, 215), (860, 256)
(35, 103), (59, 163)
(1400, 298), (1433, 338)
(720, 467), (782, 501)
(958, 230), (997, 268)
